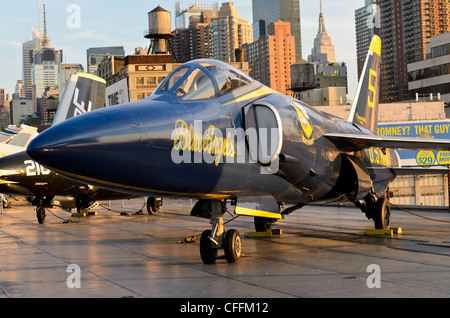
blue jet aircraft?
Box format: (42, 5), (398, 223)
(27, 36), (450, 264)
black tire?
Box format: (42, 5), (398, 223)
(36, 207), (46, 224)
(373, 197), (390, 230)
(147, 205), (160, 215)
(223, 229), (242, 263)
(146, 197), (161, 215)
(200, 230), (218, 264)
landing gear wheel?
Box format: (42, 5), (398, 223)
(36, 207), (46, 224)
(223, 229), (242, 263)
(146, 197), (162, 215)
(147, 205), (160, 215)
(200, 230), (218, 264)
(373, 197), (390, 230)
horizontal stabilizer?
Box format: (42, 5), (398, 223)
(324, 133), (450, 151)
(235, 196), (283, 219)
(391, 167), (450, 176)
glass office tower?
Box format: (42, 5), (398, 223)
(252, 0), (302, 61)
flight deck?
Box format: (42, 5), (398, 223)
(1, 198), (450, 299)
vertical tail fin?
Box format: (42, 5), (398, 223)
(6, 125), (38, 148)
(52, 73), (106, 126)
(348, 35), (381, 134)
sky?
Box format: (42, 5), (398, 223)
(0, 0), (364, 102)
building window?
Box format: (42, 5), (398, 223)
(136, 77), (144, 86)
(146, 77), (156, 85)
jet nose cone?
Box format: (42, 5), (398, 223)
(27, 123), (73, 162)
(27, 105), (142, 186)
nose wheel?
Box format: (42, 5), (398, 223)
(200, 229), (242, 264)
(200, 230), (218, 264)
(36, 206), (46, 224)
(223, 229), (242, 263)
(199, 200), (242, 264)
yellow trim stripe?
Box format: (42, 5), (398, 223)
(235, 206), (283, 219)
(0, 170), (20, 176)
(44, 165), (229, 199)
(0, 180), (18, 184)
(222, 87), (276, 106)
(77, 72), (107, 84)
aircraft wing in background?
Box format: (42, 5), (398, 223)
(324, 133), (450, 152)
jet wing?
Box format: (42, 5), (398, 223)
(324, 133), (450, 152)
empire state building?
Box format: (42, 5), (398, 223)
(308, 0), (336, 64)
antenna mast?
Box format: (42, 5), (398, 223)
(38, 0), (42, 34)
(43, 0), (48, 47)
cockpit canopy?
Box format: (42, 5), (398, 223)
(156, 59), (254, 101)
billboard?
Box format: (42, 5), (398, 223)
(377, 120), (450, 167)
(105, 78), (129, 107)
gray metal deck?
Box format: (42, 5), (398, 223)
(1, 198), (450, 299)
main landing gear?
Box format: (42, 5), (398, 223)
(146, 197), (162, 215)
(199, 200), (242, 264)
(32, 193), (100, 224)
(357, 192), (391, 230)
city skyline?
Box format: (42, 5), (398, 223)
(0, 0), (358, 100)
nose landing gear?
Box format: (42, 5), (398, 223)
(199, 200), (242, 264)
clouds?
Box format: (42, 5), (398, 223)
(0, 39), (22, 49)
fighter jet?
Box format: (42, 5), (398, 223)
(0, 125), (38, 157)
(0, 73), (141, 223)
(27, 36), (450, 263)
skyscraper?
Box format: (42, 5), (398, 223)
(355, 0), (379, 79)
(408, 32), (450, 103)
(210, 2), (253, 63)
(243, 20), (295, 95)
(174, 0), (218, 29)
(172, 4), (217, 63)
(252, 0), (302, 61)
(376, 0), (450, 102)
(86, 47), (125, 75)
(0, 89), (5, 107)
(31, 47), (63, 112)
(22, 0), (52, 99)
(308, 1), (335, 64)
(307, 1), (347, 92)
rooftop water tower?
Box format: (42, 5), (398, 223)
(144, 5), (174, 55)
